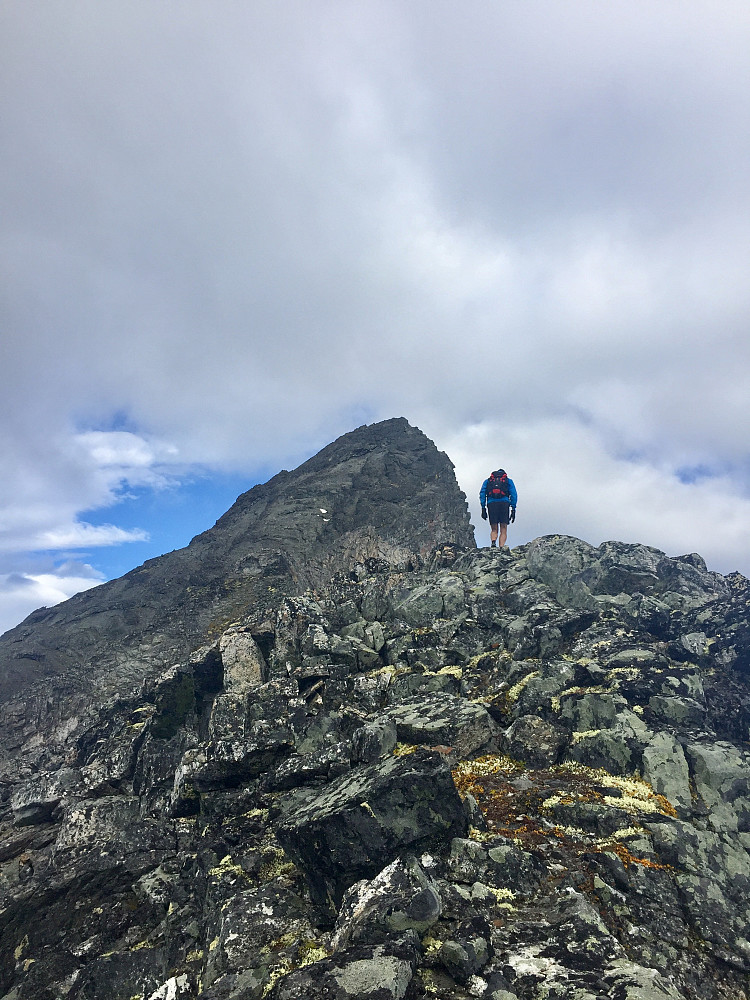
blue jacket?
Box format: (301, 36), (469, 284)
(480, 476), (517, 508)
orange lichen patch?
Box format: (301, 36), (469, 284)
(653, 793), (678, 819)
(451, 757), (677, 870)
(592, 841), (673, 872)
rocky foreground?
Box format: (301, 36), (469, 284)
(1, 420), (749, 999)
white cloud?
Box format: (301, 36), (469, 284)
(0, 561), (105, 638)
(0, 0), (749, 633)
(0, 429), (161, 554)
(34, 523), (149, 551)
(75, 431), (177, 470)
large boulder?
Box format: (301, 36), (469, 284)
(684, 741), (750, 833)
(332, 856), (442, 950)
(501, 715), (568, 768)
(266, 933), (421, 1000)
(383, 692), (497, 757)
(274, 748), (467, 917)
(641, 732), (692, 817)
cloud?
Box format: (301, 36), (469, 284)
(438, 417), (750, 576)
(0, 560), (105, 638)
(33, 524), (149, 551)
(0, 429), (162, 554)
(75, 431), (178, 471)
(1, 0), (749, 631)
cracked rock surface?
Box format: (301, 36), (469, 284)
(1, 419), (749, 999)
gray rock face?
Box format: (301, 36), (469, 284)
(332, 856), (442, 949)
(524, 534), (728, 612)
(275, 748), (466, 916)
(266, 932), (421, 1000)
(383, 691), (497, 757)
(1, 421), (750, 1000)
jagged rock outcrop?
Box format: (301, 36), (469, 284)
(1, 420), (749, 999)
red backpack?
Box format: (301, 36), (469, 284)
(487, 470), (510, 501)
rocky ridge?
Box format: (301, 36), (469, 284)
(1, 420), (750, 999)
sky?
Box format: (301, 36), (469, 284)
(2, 1), (750, 637)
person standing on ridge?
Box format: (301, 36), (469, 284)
(480, 469), (517, 548)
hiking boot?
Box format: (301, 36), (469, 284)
(490, 540), (497, 548)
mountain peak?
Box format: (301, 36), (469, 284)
(0, 418), (473, 712)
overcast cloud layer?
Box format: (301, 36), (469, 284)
(2, 1), (749, 636)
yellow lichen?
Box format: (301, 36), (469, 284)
(603, 794), (662, 815)
(259, 846), (297, 882)
(571, 729), (604, 744)
(298, 939), (329, 966)
(262, 965), (291, 997)
(506, 671), (539, 704)
(554, 766), (678, 819)
(421, 935), (443, 958)
(453, 754), (522, 781)
(596, 827), (645, 846)
(467, 826), (499, 843)
(418, 969), (442, 995)
(551, 684), (611, 712)
(435, 665), (463, 679)
(606, 666), (643, 680)
(208, 854), (248, 879)
(542, 794), (575, 809)
(367, 665), (397, 681)
(241, 807), (271, 821)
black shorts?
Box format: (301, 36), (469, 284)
(487, 501), (510, 526)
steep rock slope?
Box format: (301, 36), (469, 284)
(1, 423), (750, 1000)
(0, 418), (472, 764)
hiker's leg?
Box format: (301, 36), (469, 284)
(487, 504), (499, 544)
(496, 502), (510, 547)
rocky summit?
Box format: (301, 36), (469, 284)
(1, 420), (749, 1000)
